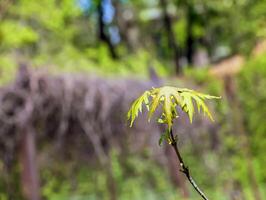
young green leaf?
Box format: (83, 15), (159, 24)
(127, 86), (221, 128)
(127, 90), (150, 127)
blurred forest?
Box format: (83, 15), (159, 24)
(0, 0), (266, 200)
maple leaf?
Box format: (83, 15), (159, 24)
(127, 86), (220, 128)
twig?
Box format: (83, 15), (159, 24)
(169, 128), (209, 200)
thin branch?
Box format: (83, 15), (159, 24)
(169, 128), (209, 200)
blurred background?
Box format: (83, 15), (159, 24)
(0, 0), (266, 200)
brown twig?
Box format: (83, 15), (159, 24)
(169, 128), (209, 200)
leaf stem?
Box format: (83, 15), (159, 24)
(169, 128), (209, 200)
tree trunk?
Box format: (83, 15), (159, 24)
(160, 0), (181, 74)
(97, 0), (118, 59)
(113, 0), (131, 51)
(186, 3), (194, 65)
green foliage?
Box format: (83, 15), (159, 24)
(0, 55), (17, 85)
(0, 45), (169, 86)
(173, 18), (187, 48)
(0, 20), (38, 48)
(11, 0), (81, 33)
(128, 86), (220, 129)
(183, 67), (224, 98)
(41, 151), (180, 200)
(184, 68), (210, 84)
(238, 53), (266, 181)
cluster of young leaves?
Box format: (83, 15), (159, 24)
(127, 86), (220, 129)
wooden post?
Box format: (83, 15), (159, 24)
(19, 127), (40, 200)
